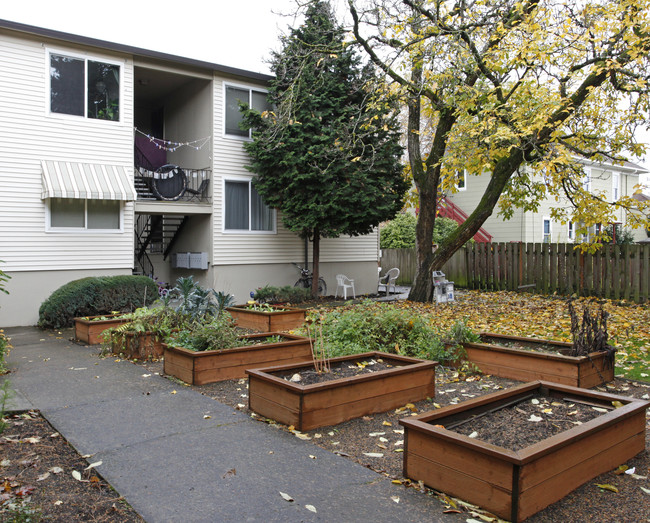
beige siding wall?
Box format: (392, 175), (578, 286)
(209, 75), (379, 293)
(0, 32), (135, 276)
(447, 165), (644, 244)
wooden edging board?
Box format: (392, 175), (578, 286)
(226, 304), (307, 332)
(74, 314), (128, 345)
(461, 332), (614, 387)
(163, 333), (313, 385)
(247, 351), (437, 431)
(400, 380), (649, 522)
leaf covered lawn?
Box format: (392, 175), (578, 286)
(318, 290), (650, 382)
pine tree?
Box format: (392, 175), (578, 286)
(242, 1), (408, 296)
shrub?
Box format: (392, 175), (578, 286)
(169, 314), (243, 352)
(380, 213), (458, 248)
(38, 275), (158, 329)
(0, 330), (9, 375)
(253, 285), (311, 304)
(305, 301), (445, 360)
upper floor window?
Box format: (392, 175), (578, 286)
(50, 53), (120, 121)
(582, 168), (591, 192)
(49, 198), (121, 231)
(457, 170), (466, 191)
(224, 180), (274, 232)
(224, 85), (272, 138)
(612, 172), (620, 200)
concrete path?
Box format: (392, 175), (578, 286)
(2, 327), (462, 523)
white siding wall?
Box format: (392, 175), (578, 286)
(0, 32), (135, 273)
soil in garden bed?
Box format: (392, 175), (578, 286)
(273, 357), (402, 385)
(449, 394), (604, 451)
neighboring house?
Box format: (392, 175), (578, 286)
(0, 19), (380, 327)
(442, 159), (648, 244)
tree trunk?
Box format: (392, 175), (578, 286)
(311, 229), (320, 297)
(409, 151), (524, 301)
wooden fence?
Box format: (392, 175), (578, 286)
(381, 243), (650, 303)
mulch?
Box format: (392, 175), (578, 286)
(1, 412), (144, 522)
(3, 334), (649, 521)
(174, 363), (650, 523)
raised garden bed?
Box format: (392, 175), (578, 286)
(226, 304), (306, 332)
(163, 333), (312, 385)
(400, 381), (648, 523)
(461, 332), (614, 387)
(111, 331), (165, 360)
(247, 352), (437, 431)
(74, 314), (129, 345)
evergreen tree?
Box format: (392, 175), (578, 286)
(242, 1), (408, 295)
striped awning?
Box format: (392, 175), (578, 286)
(41, 161), (137, 201)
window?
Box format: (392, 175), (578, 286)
(582, 168), (591, 192)
(224, 85), (272, 138)
(49, 199), (121, 230)
(224, 180), (274, 232)
(457, 169), (467, 191)
(543, 217), (552, 243)
(568, 221), (575, 241)
(612, 172), (620, 200)
(50, 52), (120, 121)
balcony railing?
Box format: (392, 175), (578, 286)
(134, 166), (212, 203)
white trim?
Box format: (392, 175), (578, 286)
(568, 221), (575, 242)
(612, 171), (620, 201)
(45, 199), (124, 233)
(46, 47), (124, 124)
(542, 216), (552, 243)
(582, 167), (592, 192)
(457, 169), (467, 191)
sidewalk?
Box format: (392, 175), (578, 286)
(2, 327), (460, 523)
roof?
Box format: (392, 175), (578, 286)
(0, 18), (273, 84)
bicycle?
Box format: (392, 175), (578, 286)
(293, 263), (327, 295)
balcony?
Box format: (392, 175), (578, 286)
(134, 165), (212, 204)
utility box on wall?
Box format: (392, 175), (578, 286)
(171, 252), (208, 270)
(189, 252), (209, 270)
(171, 252), (190, 269)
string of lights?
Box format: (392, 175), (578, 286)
(134, 127), (211, 152)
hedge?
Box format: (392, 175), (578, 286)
(38, 275), (158, 329)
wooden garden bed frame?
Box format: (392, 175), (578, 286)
(461, 332), (614, 387)
(163, 333), (312, 385)
(74, 314), (129, 345)
(226, 304), (307, 332)
(400, 381), (648, 522)
(247, 352), (437, 431)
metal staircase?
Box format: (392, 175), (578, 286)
(134, 214), (190, 275)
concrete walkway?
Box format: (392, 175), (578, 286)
(2, 327), (461, 523)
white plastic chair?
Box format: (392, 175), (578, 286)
(378, 267), (400, 295)
(335, 274), (355, 300)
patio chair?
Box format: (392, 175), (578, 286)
(378, 267), (400, 295)
(335, 274), (356, 300)
(186, 179), (210, 201)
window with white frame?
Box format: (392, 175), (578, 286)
(582, 168), (591, 192)
(224, 180), (274, 232)
(49, 52), (121, 121)
(612, 172), (620, 200)
(457, 169), (467, 191)
(568, 221), (575, 241)
(49, 199), (121, 230)
(224, 85), (272, 138)
(543, 217), (552, 243)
